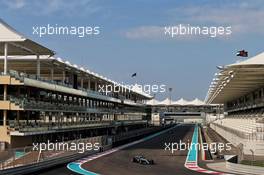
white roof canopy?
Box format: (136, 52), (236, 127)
(228, 52), (264, 67)
(158, 98), (171, 105)
(0, 19), (151, 99)
(146, 98), (160, 105)
(148, 98), (205, 106)
(206, 52), (264, 104)
(188, 98), (205, 105)
(0, 19), (54, 56)
(172, 98), (188, 105)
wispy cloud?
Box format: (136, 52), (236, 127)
(166, 1), (264, 35)
(3, 0), (26, 9)
(122, 25), (204, 40)
(123, 0), (264, 40)
(2, 0), (101, 16)
(123, 26), (164, 39)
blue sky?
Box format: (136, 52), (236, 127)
(1, 0), (264, 100)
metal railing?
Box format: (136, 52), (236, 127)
(8, 95), (118, 113)
(3, 70), (146, 105)
(8, 118), (147, 134)
(227, 99), (264, 112)
(211, 122), (264, 141)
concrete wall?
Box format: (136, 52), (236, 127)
(183, 119), (203, 123)
(226, 156), (264, 175)
(151, 113), (160, 126)
(10, 136), (32, 148)
(0, 126), (10, 148)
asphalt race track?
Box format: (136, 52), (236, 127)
(33, 124), (204, 175)
(81, 124), (203, 175)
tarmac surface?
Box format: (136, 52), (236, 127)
(33, 124), (205, 175)
(81, 124), (203, 175)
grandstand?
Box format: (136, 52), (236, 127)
(0, 19), (152, 149)
(206, 52), (264, 156)
(147, 98), (222, 125)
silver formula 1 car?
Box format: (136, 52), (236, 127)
(132, 155), (154, 165)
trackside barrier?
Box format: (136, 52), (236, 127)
(198, 126), (206, 160)
(0, 126), (165, 175)
(0, 136), (107, 170)
(226, 155), (264, 175)
(199, 126), (213, 160)
(0, 145), (111, 175)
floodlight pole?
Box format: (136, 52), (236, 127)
(169, 87), (172, 105)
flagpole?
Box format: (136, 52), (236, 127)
(169, 87), (172, 105)
(131, 73), (137, 85)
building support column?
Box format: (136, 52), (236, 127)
(88, 79), (91, 90)
(37, 54), (40, 79)
(3, 110), (7, 126)
(16, 111), (20, 121)
(62, 70), (66, 83)
(81, 78), (83, 89)
(3, 83), (8, 126)
(51, 67), (54, 81)
(95, 81), (98, 91)
(3, 84), (7, 101)
(4, 43), (8, 75)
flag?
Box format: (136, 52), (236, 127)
(216, 66), (225, 70)
(236, 50), (248, 57)
(131, 73), (137, 77)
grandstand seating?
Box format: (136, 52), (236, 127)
(213, 118), (264, 135)
(210, 114), (264, 155)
